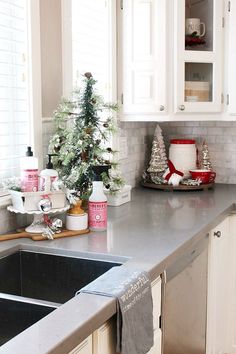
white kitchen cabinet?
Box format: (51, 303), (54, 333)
(68, 335), (92, 354)
(174, 0), (223, 113)
(118, 0), (225, 121)
(118, 0), (167, 120)
(206, 217), (231, 354)
(226, 214), (236, 353)
(207, 214), (236, 353)
(148, 276), (162, 354)
(227, 0), (236, 114)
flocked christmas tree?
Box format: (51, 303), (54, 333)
(49, 73), (124, 199)
(200, 140), (212, 170)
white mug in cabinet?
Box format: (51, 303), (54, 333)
(185, 18), (206, 37)
(185, 81), (210, 102)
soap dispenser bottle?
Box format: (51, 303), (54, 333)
(39, 154), (58, 192)
(88, 165), (110, 231)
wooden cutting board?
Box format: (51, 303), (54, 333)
(0, 229), (90, 242)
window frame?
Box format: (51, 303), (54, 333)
(61, 0), (119, 153)
(61, 0), (117, 100)
(0, 0), (42, 200)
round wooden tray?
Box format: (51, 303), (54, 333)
(142, 181), (214, 191)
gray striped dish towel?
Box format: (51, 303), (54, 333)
(79, 266), (154, 354)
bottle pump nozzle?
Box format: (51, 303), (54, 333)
(92, 165), (111, 181)
(46, 154), (57, 169)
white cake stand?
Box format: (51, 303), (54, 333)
(7, 205), (70, 233)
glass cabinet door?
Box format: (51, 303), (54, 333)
(174, 0), (223, 113)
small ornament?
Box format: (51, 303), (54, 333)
(85, 127), (92, 134)
(181, 178), (201, 186)
(163, 160), (184, 186)
(106, 147), (112, 153)
(38, 198), (52, 212)
(84, 72), (92, 79)
(51, 218), (63, 233)
(103, 123), (109, 128)
(42, 227), (55, 240)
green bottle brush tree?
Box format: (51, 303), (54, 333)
(49, 72), (124, 201)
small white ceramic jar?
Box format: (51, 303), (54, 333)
(66, 212), (88, 231)
(169, 139), (197, 177)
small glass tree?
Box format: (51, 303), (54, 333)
(49, 73), (124, 200)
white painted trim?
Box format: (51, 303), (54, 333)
(27, 0), (43, 170)
(61, 0), (73, 97)
(42, 117), (54, 123)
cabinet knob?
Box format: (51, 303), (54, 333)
(178, 104), (185, 111)
(159, 105), (165, 111)
(214, 231), (221, 238)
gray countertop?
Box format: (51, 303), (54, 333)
(1, 184), (236, 353)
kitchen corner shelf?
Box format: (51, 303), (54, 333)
(142, 182), (215, 191)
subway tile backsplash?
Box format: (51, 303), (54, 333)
(42, 119), (236, 187)
(160, 121), (236, 184)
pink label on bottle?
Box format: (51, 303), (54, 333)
(89, 201), (107, 229)
(21, 169), (38, 192)
(40, 176), (57, 191)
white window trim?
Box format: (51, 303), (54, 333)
(60, 0), (119, 154)
(61, 0), (72, 97)
(0, 0), (42, 203)
(61, 0), (117, 101)
(27, 0), (43, 170)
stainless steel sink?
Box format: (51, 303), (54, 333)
(0, 249), (121, 346)
(0, 250), (121, 303)
(0, 296), (57, 346)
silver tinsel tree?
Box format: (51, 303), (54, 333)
(200, 140), (212, 170)
(143, 124), (168, 184)
(147, 124), (168, 173)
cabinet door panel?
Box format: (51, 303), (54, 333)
(174, 0), (223, 113)
(228, 1), (236, 114)
(148, 329), (162, 354)
(151, 276), (162, 331)
(227, 215), (236, 353)
(207, 217), (230, 354)
(68, 335), (92, 354)
(93, 318), (116, 354)
(120, 0), (166, 117)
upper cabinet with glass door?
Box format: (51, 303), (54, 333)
(118, 0), (167, 121)
(174, 0), (223, 113)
